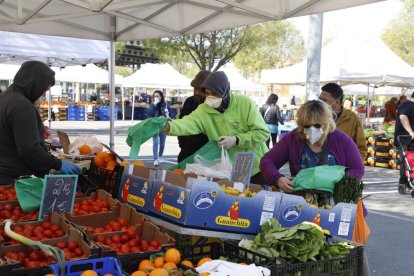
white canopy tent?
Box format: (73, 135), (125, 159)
(0, 31), (109, 67)
(220, 63), (263, 92)
(122, 63), (191, 89)
(0, 0), (385, 148)
(54, 64), (123, 85)
(261, 35), (414, 87)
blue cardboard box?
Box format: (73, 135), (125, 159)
(117, 165), (162, 213)
(185, 180), (283, 234)
(148, 176), (283, 234)
(278, 193), (357, 240)
(148, 173), (190, 224)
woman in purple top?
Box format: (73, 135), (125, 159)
(260, 100), (364, 193)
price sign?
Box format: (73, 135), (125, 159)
(231, 152), (254, 186)
(38, 175), (78, 220)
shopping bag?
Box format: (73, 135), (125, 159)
(352, 199), (371, 244)
(14, 177), (44, 212)
(68, 134), (103, 155)
(185, 146), (233, 179)
(167, 141), (222, 171)
(292, 165), (346, 193)
(126, 117), (169, 159)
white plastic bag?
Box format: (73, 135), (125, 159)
(196, 260), (271, 276)
(185, 147), (232, 179)
(68, 134), (103, 155)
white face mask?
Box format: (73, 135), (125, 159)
(205, 96), (222, 108)
(154, 97), (160, 104)
(304, 126), (324, 145)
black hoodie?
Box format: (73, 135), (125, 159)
(0, 61), (61, 184)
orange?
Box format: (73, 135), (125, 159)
(103, 274), (114, 276)
(180, 260), (193, 268)
(94, 151), (107, 168)
(153, 256), (165, 268)
(164, 248), (181, 265)
(44, 274), (56, 276)
(197, 257), (212, 267)
(173, 169), (184, 175)
(130, 272), (146, 276)
(104, 153), (116, 163)
(79, 144), (92, 155)
(149, 268), (168, 276)
(133, 160), (144, 166)
(106, 160), (117, 170)
(200, 273), (210, 276)
(80, 270), (98, 276)
(162, 262), (177, 269)
(138, 259), (154, 272)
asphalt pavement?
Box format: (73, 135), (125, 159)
(50, 120), (414, 275)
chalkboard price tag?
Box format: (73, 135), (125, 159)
(231, 152), (254, 186)
(38, 175), (78, 220)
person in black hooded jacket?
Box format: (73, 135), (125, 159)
(0, 61), (80, 185)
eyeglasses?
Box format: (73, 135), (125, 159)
(304, 124), (322, 129)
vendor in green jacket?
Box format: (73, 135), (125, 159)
(163, 71), (270, 184)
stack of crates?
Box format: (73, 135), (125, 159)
(56, 106), (67, 121)
(365, 136), (400, 170)
(67, 105), (86, 121)
(39, 106), (49, 121)
(95, 105), (118, 121)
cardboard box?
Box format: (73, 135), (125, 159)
(277, 193), (357, 241)
(0, 200), (39, 224)
(149, 176), (283, 234)
(117, 165), (156, 213)
(0, 227), (99, 276)
(0, 213), (72, 245)
(186, 180), (283, 234)
(91, 220), (175, 273)
(65, 204), (148, 237)
(72, 189), (119, 216)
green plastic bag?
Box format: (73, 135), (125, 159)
(167, 141), (221, 171)
(292, 165), (346, 193)
(15, 177), (44, 212)
(126, 117), (168, 159)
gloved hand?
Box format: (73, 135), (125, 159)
(60, 160), (81, 174)
(217, 136), (237, 149)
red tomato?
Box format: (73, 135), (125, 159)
(150, 240), (160, 247)
(68, 241), (79, 251)
(56, 241), (67, 249)
(111, 235), (121, 243)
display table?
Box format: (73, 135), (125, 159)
(147, 214), (255, 240)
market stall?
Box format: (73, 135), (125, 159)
(0, 131), (367, 275)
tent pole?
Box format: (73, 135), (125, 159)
(48, 88), (52, 129)
(305, 13), (323, 100)
(131, 88), (135, 121)
(122, 86), (125, 120)
(109, 16), (116, 150)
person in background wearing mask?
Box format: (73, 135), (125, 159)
(163, 71), (270, 184)
(177, 71), (210, 163)
(147, 90), (171, 166)
(0, 61), (80, 185)
(319, 83), (367, 160)
(260, 100), (364, 192)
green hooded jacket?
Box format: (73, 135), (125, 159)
(168, 92), (269, 175)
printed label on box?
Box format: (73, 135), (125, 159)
(259, 211), (274, 225)
(340, 206), (353, 222)
(263, 193), (278, 212)
(338, 222), (350, 236)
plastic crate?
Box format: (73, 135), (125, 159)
(179, 242), (223, 268)
(77, 174), (99, 196)
(50, 257), (126, 276)
(223, 240), (363, 276)
(87, 163), (123, 195)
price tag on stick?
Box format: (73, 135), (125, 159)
(231, 152), (254, 187)
(38, 175), (78, 220)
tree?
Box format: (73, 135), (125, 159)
(233, 20), (305, 77)
(143, 27), (249, 72)
(382, 0), (414, 66)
